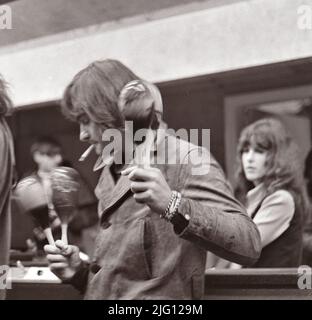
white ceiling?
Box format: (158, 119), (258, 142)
(0, 0), (210, 47)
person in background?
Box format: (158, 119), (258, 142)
(234, 118), (307, 268)
(44, 59), (261, 299)
(301, 149), (312, 265)
(17, 136), (98, 256)
(304, 149), (312, 200)
(26, 136), (63, 249)
(0, 75), (15, 300)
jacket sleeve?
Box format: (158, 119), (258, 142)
(175, 147), (261, 266)
(66, 261), (90, 294)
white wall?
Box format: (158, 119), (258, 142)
(1, 0), (312, 106)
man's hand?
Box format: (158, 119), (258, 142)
(44, 240), (82, 281)
(121, 166), (172, 215)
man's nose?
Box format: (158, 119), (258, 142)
(80, 127), (90, 142)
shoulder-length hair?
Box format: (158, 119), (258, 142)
(0, 75), (13, 116)
(235, 118), (306, 208)
(61, 59), (140, 130)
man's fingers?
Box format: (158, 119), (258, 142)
(50, 262), (69, 270)
(121, 166), (138, 176)
(46, 254), (67, 263)
(54, 240), (73, 256)
(133, 190), (152, 203)
(55, 240), (67, 250)
(130, 181), (150, 193)
(44, 244), (61, 254)
(127, 168), (156, 181)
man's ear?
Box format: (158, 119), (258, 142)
(55, 154), (62, 166)
(32, 151), (41, 164)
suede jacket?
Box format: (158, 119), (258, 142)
(71, 127), (261, 299)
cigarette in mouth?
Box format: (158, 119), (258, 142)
(79, 145), (94, 162)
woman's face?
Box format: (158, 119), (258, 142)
(242, 145), (268, 186)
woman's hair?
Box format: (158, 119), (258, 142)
(0, 74), (13, 116)
(61, 59), (140, 130)
(235, 118), (307, 209)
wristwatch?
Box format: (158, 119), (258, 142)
(170, 211), (191, 234)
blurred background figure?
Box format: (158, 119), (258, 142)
(0, 75), (15, 300)
(234, 118), (307, 268)
(27, 136), (63, 249)
(304, 150), (312, 201)
(302, 149), (312, 265)
(15, 136), (98, 257)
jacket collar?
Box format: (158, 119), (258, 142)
(95, 121), (169, 217)
(93, 121), (168, 172)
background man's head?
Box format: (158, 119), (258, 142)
(30, 136), (62, 172)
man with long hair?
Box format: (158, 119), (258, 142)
(44, 59), (261, 299)
(0, 75), (15, 299)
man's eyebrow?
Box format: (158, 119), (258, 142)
(77, 113), (89, 122)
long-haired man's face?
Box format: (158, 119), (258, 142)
(242, 145), (268, 186)
(78, 114), (105, 155)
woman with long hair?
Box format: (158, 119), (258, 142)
(235, 118), (307, 267)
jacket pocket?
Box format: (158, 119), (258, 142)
(92, 217), (153, 281)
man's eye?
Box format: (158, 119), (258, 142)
(79, 116), (90, 125)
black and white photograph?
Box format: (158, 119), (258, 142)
(0, 0), (312, 305)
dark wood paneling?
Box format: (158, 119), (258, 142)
(7, 268), (312, 300)
(161, 83), (225, 169)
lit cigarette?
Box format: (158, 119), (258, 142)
(79, 145), (94, 161)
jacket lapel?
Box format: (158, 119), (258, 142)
(97, 121), (169, 217)
(97, 164), (132, 218)
(105, 170), (132, 211)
